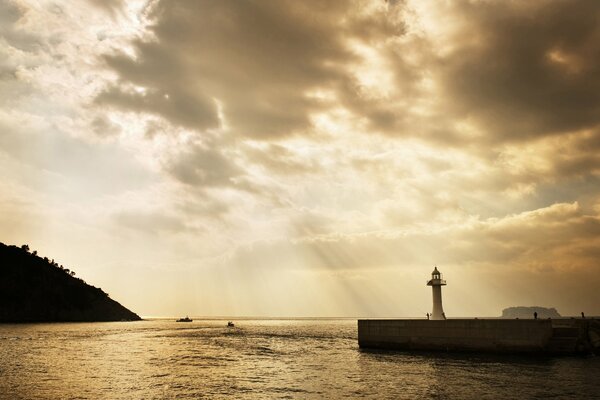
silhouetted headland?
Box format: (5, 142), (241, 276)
(0, 242), (141, 322)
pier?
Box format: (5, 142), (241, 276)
(358, 267), (599, 354)
(358, 318), (598, 354)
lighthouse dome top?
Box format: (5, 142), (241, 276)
(427, 266), (446, 286)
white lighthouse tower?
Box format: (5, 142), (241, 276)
(427, 266), (446, 320)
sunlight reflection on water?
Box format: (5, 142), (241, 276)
(0, 319), (599, 399)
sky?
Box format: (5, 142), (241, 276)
(1, 0), (600, 317)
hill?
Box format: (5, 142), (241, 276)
(501, 306), (561, 319)
(0, 242), (141, 322)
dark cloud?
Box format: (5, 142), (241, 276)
(91, 115), (121, 138)
(462, 203), (600, 270)
(0, 1), (42, 108)
(0, 1), (40, 51)
(493, 128), (600, 190)
(97, 0), (400, 138)
(433, 0), (600, 142)
(308, 0), (600, 147)
(86, 0), (124, 17)
(552, 129), (600, 178)
(164, 143), (242, 188)
(96, 85), (219, 131)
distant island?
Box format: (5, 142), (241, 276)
(501, 306), (561, 319)
(0, 242), (141, 322)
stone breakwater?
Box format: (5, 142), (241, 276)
(358, 318), (600, 355)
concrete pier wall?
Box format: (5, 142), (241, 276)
(358, 319), (566, 353)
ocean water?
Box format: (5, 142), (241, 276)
(0, 319), (599, 399)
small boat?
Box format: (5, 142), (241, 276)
(227, 321), (235, 327)
(177, 316), (193, 322)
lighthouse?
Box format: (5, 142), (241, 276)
(427, 266), (446, 320)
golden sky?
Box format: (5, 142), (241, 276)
(1, 0), (600, 317)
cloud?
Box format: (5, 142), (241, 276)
(423, 0), (600, 142)
(281, 0), (600, 148)
(0, 1), (40, 52)
(227, 201), (600, 273)
(96, 1), (405, 139)
(113, 210), (192, 234)
(91, 115), (122, 138)
(96, 82), (219, 132)
(163, 142), (242, 188)
(86, 0), (124, 17)
(242, 143), (321, 176)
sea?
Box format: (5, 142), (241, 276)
(1, 319), (599, 399)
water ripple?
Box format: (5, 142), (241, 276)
(0, 320), (599, 399)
